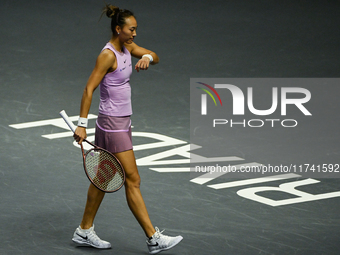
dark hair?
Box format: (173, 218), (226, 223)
(102, 4), (134, 35)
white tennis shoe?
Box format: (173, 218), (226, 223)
(72, 225), (111, 249)
(146, 227), (183, 254)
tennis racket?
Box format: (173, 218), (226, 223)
(59, 110), (125, 193)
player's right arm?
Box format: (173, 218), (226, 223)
(74, 50), (116, 144)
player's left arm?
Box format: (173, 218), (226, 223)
(125, 42), (159, 72)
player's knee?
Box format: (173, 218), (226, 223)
(125, 172), (141, 188)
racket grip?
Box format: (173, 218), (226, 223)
(59, 110), (77, 133)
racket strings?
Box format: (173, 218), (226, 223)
(85, 149), (124, 192)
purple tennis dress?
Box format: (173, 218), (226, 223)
(95, 42), (133, 153)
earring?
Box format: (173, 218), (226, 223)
(118, 32), (120, 35)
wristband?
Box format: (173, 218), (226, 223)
(142, 54), (153, 63)
(77, 117), (88, 128)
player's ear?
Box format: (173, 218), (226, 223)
(115, 25), (121, 35)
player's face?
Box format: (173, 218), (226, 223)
(119, 16), (137, 44)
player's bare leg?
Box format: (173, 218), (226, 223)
(114, 149), (156, 238)
(80, 183), (105, 229)
(115, 150), (183, 254)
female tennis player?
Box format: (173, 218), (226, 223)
(71, 4), (183, 254)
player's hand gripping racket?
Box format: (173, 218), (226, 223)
(59, 110), (125, 193)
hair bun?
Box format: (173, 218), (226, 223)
(104, 4), (120, 18)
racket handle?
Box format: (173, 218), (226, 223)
(59, 110), (77, 133)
